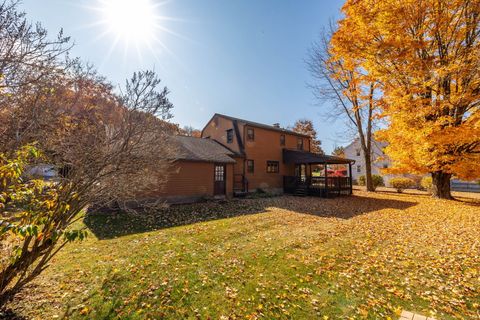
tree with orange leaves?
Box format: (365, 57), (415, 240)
(331, 0), (480, 199)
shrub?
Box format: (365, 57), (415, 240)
(358, 175), (384, 190)
(421, 176), (433, 192)
(358, 175), (366, 186)
(390, 177), (416, 193)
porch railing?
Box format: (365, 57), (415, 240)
(283, 176), (352, 197)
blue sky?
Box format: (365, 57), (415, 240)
(22, 0), (348, 153)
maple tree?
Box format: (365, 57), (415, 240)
(292, 119), (324, 154)
(331, 0), (480, 199)
(307, 26), (381, 191)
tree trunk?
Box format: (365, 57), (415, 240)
(364, 150), (374, 191)
(431, 171), (453, 199)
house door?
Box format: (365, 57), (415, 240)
(214, 164), (226, 195)
(295, 164), (307, 183)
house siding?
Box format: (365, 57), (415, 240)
(143, 161), (234, 203)
(344, 139), (392, 184)
(202, 116), (243, 154)
(243, 126), (309, 192)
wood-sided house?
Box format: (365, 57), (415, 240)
(152, 113), (355, 203)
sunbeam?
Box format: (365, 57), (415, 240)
(83, 0), (189, 64)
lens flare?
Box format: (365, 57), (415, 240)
(99, 0), (157, 47)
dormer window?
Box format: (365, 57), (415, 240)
(247, 128), (255, 141)
(226, 129), (233, 143)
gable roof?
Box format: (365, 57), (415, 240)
(170, 135), (236, 163)
(209, 113), (310, 138)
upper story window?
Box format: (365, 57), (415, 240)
(356, 149), (361, 156)
(226, 129), (233, 143)
(357, 165), (362, 173)
(297, 138), (304, 151)
(247, 159), (254, 173)
(280, 134), (285, 146)
(267, 161), (279, 173)
(247, 128), (255, 141)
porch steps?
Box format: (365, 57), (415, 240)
(233, 190), (248, 198)
(294, 185), (308, 197)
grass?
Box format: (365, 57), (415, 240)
(7, 190), (480, 319)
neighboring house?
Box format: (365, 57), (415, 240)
(344, 138), (394, 185)
(145, 113), (355, 203)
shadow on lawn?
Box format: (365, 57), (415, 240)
(0, 309), (28, 320)
(85, 195), (418, 240)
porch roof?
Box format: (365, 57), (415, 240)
(283, 149), (355, 165)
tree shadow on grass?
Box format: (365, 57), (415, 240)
(85, 195), (418, 240)
(0, 309), (28, 320)
(85, 199), (272, 240)
(269, 194), (418, 219)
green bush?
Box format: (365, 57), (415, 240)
(358, 174), (384, 190)
(421, 176), (433, 192)
(358, 175), (365, 186)
(389, 177), (416, 193)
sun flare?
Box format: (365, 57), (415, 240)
(86, 0), (187, 64)
(98, 0), (158, 47)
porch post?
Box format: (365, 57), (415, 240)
(324, 162), (328, 197)
(348, 162), (353, 195)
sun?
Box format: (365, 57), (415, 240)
(85, 0), (186, 64)
(97, 0), (158, 47)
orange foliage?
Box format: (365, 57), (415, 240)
(332, 0), (480, 181)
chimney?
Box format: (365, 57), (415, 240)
(273, 123), (280, 128)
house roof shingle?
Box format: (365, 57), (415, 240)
(171, 135), (236, 164)
(213, 113), (310, 138)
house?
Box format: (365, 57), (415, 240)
(344, 138), (393, 185)
(202, 113), (314, 194)
(149, 114), (355, 203)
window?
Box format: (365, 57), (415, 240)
(267, 161), (279, 173)
(297, 138), (304, 151)
(226, 129), (233, 143)
(356, 165), (362, 173)
(383, 163), (389, 169)
(280, 134), (285, 146)
(247, 160), (254, 173)
(247, 128), (255, 141)
(214, 165), (225, 181)
(356, 149), (361, 156)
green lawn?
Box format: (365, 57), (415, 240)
(8, 191), (480, 319)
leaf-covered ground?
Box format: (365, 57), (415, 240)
(6, 190), (480, 319)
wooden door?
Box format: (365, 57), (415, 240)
(295, 164), (307, 183)
(214, 164), (226, 195)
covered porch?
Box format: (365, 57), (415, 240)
(282, 149), (355, 197)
